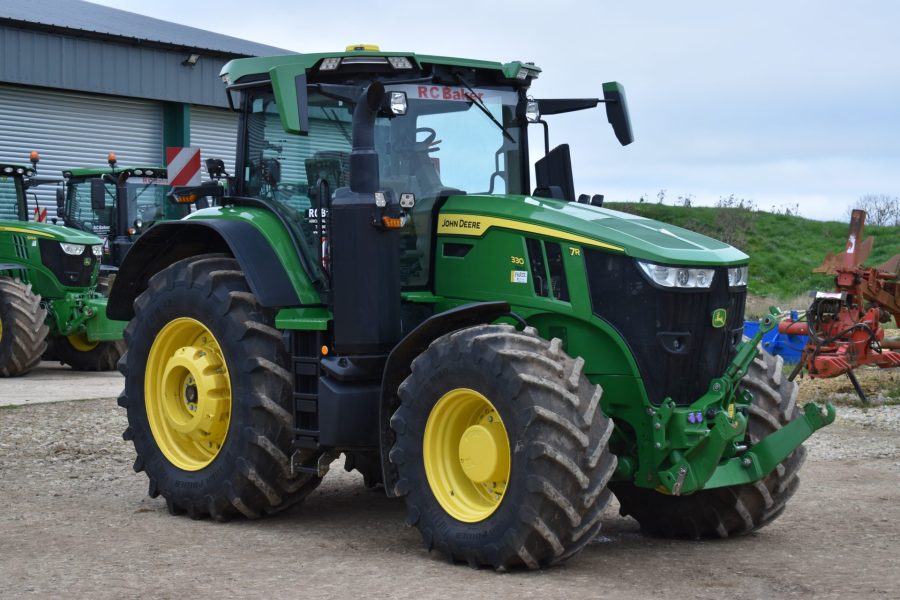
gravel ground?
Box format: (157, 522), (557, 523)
(1, 378), (899, 599)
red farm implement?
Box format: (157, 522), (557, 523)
(779, 209), (900, 401)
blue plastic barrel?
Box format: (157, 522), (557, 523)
(743, 314), (808, 364)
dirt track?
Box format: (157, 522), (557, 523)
(1, 376), (899, 599)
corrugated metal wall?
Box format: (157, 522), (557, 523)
(0, 25), (232, 108)
(189, 106), (239, 176)
(0, 84), (162, 220)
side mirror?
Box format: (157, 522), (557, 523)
(205, 158), (228, 180)
(602, 82), (634, 146)
(90, 178), (107, 210)
(55, 187), (65, 211)
(534, 144), (575, 202)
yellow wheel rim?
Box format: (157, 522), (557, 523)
(423, 388), (511, 523)
(67, 332), (99, 352)
(145, 317), (231, 471)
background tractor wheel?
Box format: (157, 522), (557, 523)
(610, 349), (806, 539)
(390, 324), (616, 570)
(119, 254), (321, 520)
(48, 334), (125, 371)
(0, 276), (48, 377)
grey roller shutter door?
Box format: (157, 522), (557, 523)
(0, 84), (162, 221)
(189, 106), (239, 176)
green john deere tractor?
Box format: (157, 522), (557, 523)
(110, 45), (835, 569)
(0, 157), (126, 375)
(57, 156), (187, 270)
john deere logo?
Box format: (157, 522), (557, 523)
(712, 308), (727, 328)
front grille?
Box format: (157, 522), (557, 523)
(38, 240), (97, 288)
(584, 250), (746, 405)
(13, 235), (28, 259)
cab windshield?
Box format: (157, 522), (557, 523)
(0, 175), (24, 221)
(242, 82), (524, 286)
(66, 177), (183, 237)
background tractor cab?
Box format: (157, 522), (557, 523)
(0, 152), (61, 223)
(57, 154), (186, 268)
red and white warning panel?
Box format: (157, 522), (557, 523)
(166, 147), (201, 187)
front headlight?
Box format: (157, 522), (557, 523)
(91, 245), (102, 257)
(60, 243), (85, 256)
(728, 265), (749, 287)
(637, 261), (715, 289)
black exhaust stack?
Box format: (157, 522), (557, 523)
(330, 83), (401, 355)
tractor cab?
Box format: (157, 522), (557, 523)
(59, 156), (186, 267)
(220, 47), (631, 290)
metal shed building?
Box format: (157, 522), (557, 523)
(0, 0), (287, 217)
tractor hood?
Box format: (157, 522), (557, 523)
(0, 221), (102, 245)
(438, 195), (748, 266)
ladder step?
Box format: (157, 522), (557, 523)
(290, 330), (323, 449)
(293, 362), (318, 376)
(295, 399), (317, 413)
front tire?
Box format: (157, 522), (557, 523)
(49, 333), (124, 371)
(119, 254), (321, 520)
(611, 349), (806, 539)
(390, 324), (616, 570)
(0, 277), (48, 377)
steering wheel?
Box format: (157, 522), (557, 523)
(415, 127), (441, 153)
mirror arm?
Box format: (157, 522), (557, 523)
(537, 119), (550, 156)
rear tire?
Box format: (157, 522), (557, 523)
(611, 349), (805, 539)
(390, 324), (616, 570)
(119, 254), (321, 520)
(0, 277), (48, 377)
(50, 334), (125, 371)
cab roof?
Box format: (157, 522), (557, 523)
(220, 47), (541, 85)
(0, 164), (35, 177)
(62, 166), (167, 178)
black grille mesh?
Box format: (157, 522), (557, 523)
(584, 250), (746, 405)
(39, 240), (97, 288)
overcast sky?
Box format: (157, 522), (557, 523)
(92, 0), (900, 221)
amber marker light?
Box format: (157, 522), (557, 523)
(382, 216), (405, 229)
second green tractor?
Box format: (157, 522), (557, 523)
(0, 157), (125, 375)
